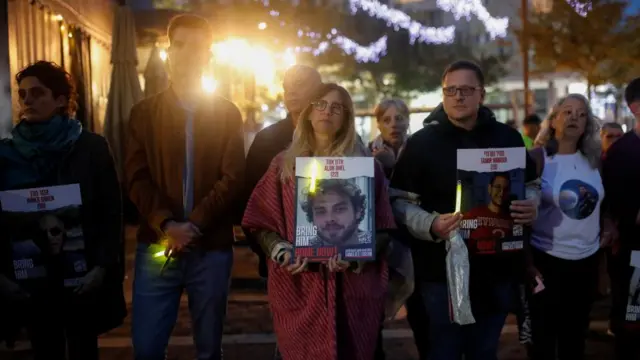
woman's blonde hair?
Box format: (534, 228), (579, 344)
(281, 83), (367, 180)
(373, 98), (410, 122)
(534, 93), (601, 169)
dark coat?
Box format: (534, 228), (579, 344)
(0, 130), (126, 336)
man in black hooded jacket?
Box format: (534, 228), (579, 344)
(391, 60), (539, 359)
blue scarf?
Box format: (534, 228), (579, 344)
(0, 115), (82, 188)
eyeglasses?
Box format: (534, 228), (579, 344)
(311, 100), (345, 116)
(442, 86), (481, 97)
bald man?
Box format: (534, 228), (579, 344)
(242, 65), (323, 278)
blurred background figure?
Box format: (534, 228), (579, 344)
(522, 114), (542, 149)
(370, 98), (410, 177)
(600, 122), (624, 157)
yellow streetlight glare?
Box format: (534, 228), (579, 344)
(159, 49), (168, 62)
(283, 48), (297, 68)
(258, 22), (267, 30)
(201, 75), (217, 94)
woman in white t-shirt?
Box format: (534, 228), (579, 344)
(528, 93), (604, 360)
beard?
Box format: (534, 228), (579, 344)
(318, 221), (359, 245)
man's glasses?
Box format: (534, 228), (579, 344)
(442, 86), (481, 97)
(311, 100), (345, 116)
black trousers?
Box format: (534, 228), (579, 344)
(405, 283), (429, 360)
(529, 249), (599, 360)
(26, 293), (99, 360)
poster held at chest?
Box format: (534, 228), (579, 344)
(457, 147), (526, 255)
(0, 184), (88, 291)
(625, 251), (640, 330)
(294, 157), (375, 262)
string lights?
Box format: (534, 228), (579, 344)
(566, 0), (591, 17)
(259, 0), (512, 63)
(263, 5), (388, 63)
(435, 0), (509, 39)
(347, 0), (456, 44)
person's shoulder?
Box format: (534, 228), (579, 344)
(128, 93), (163, 129)
(77, 129), (103, 144)
(208, 95), (242, 123)
(270, 150), (287, 169)
(131, 92), (161, 114)
(407, 122), (441, 144)
(255, 119), (289, 141)
(607, 131), (638, 158)
(76, 130), (110, 153)
(493, 121), (524, 144)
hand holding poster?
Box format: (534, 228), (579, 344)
(294, 157), (375, 262)
(0, 184), (88, 291)
(457, 147), (526, 255)
(625, 251), (640, 330)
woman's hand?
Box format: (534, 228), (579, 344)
(510, 199), (538, 224)
(601, 217), (619, 248)
(75, 266), (106, 295)
(526, 265), (545, 294)
(372, 147), (396, 169)
(327, 254), (350, 272)
(280, 251), (308, 275)
(0, 274), (29, 300)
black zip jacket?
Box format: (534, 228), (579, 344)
(391, 105), (537, 315)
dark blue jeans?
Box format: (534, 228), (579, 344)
(132, 243), (233, 360)
(421, 282), (511, 360)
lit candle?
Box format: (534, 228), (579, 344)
(455, 180), (462, 213)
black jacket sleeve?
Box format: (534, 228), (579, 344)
(91, 136), (124, 274)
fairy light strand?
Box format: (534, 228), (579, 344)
(263, 5), (387, 63)
(260, 0), (513, 62)
(347, 0), (456, 44)
(435, 0), (509, 39)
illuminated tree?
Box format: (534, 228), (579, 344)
(517, 0), (640, 94)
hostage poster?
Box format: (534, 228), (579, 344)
(457, 147), (526, 255)
(625, 250), (640, 330)
(294, 157), (375, 262)
(0, 184), (88, 290)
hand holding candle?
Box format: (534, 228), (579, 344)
(430, 181), (464, 240)
(163, 221), (201, 256)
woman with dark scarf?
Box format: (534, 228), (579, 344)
(0, 61), (125, 360)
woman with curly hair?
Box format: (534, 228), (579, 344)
(527, 93), (605, 360)
(0, 61), (125, 360)
(242, 83), (397, 360)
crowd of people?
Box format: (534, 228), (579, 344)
(0, 12), (639, 360)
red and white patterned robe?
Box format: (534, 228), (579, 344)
(242, 154), (396, 360)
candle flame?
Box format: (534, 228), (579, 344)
(455, 181), (462, 213)
(309, 160), (319, 193)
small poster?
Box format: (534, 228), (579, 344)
(457, 147), (526, 255)
(625, 251), (640, 330)
(294, 157), (375, 262)
(0, 184), (87, 290)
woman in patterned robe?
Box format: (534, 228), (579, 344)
(242, 83), (396, 360)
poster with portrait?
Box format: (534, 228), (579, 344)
(0, 184), (88, 291)
(457, 147), (526, 255)
(294, 157), (375, 262)
(624, 251), (640, 330)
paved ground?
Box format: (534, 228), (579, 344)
(0, 226), (618, 359)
